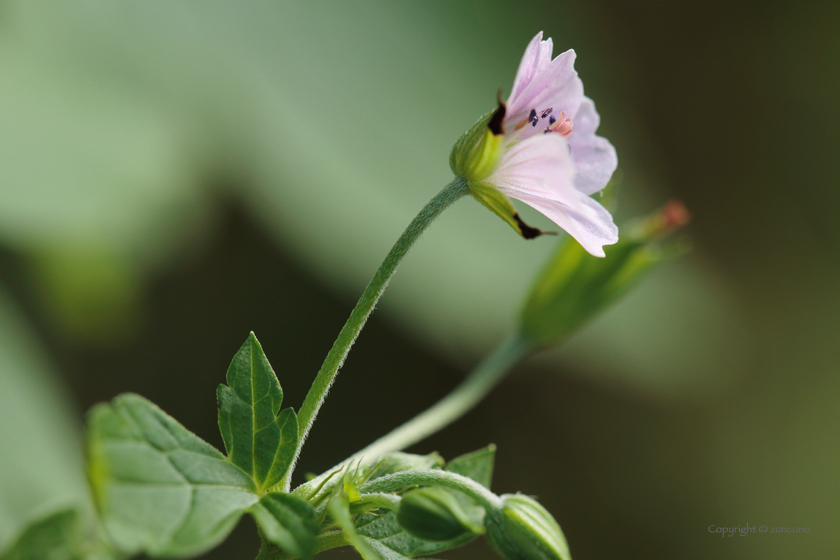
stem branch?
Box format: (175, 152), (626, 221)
(284, 178), (470, 490)
(352, 334), (531, 462)
(361, 469), (502, 510)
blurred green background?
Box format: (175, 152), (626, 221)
(0, 1), (837, 559)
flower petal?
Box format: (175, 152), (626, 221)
(489, 133), (577, 202)
(506, 43), (584, 141)
(567, 97), (617, 195)
(507, 190), (619, 258)
(507, 32), (553, 111)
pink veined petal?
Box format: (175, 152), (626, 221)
(508, 32), (552, 110)
(509, 190), (619, 257)
(508, 50), (584, 138)
(488, 134), (577, 202)
(568, 97), (618, 195)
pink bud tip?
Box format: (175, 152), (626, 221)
(662, 200), (690, 231)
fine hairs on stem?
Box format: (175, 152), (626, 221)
(280, 177), (470, 491)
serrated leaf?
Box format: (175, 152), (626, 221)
(249, 493), (321, 559)
(87, 393), (258, 558)
(354, 446), (497, 558)
(218, 332), (298, 492)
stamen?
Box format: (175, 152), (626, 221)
(541, 108), (553, 119)
(528, 108), (538, 127)
(546, 111), (573, 137)
(549, 116), (556, 125)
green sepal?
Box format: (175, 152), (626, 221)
(87, 393), (257, 557)
(249, 493), (321, 559)
(217, 332), (299, 493)
(450, 100), (508, 182)
(354, 446), (496, 558)
(396, 487), (483, 541)
(450, 108), (495, 179)
(485, 494), (571, 560)
(470, 182), (547, 240)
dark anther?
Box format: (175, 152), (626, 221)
(549, 116), (557, 125)
(488, 99), (506, 136)
(541, 108), (553, 118)
(513, 213), (546, 239)
(528, 108), (538, 127)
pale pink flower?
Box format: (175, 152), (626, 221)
(483, 32), (619, 257)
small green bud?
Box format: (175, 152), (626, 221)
(518, 200), (690, 346)
(450, 101), (506, 183)
(397, 487), (483, 541)
(484, 494), (570, 560)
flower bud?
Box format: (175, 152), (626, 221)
(397, 487), (483, 541)
(450, 101), (506, 183)
(518, 200), (690, 346)
(484, 494), (570, 560)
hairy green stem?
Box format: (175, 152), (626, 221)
(353, 334), (531, 462)
(283, 177), (470, 491)
(361, 469), (502, 510)
(290, 334), (531, 502)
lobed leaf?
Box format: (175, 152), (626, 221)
(87, 393), (257, 557)
(217, 333), (298, 492)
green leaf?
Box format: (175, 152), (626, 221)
(0, 507), (116, 560)
(1, 509), (81, 560)
(249, 493), (321, 559)
(87, 393), (258, 557)
(0, 287), (87, 546)
(445, 445), (495, 488)
(444, 444), (496, 524)
(355, 446), (496, 558)
(217, 332), (299, 492)
(328, 491), (382, 560)
(356, 511), (474, 559)
(367, 452), (444, 481)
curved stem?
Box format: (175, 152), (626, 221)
(352, 334), (531, 461)
(283, 177), (470, 491)
(290, 334), (531, 501)
(361, 469), (502, 510)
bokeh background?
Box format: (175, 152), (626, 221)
(0, 1), (837, 559)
